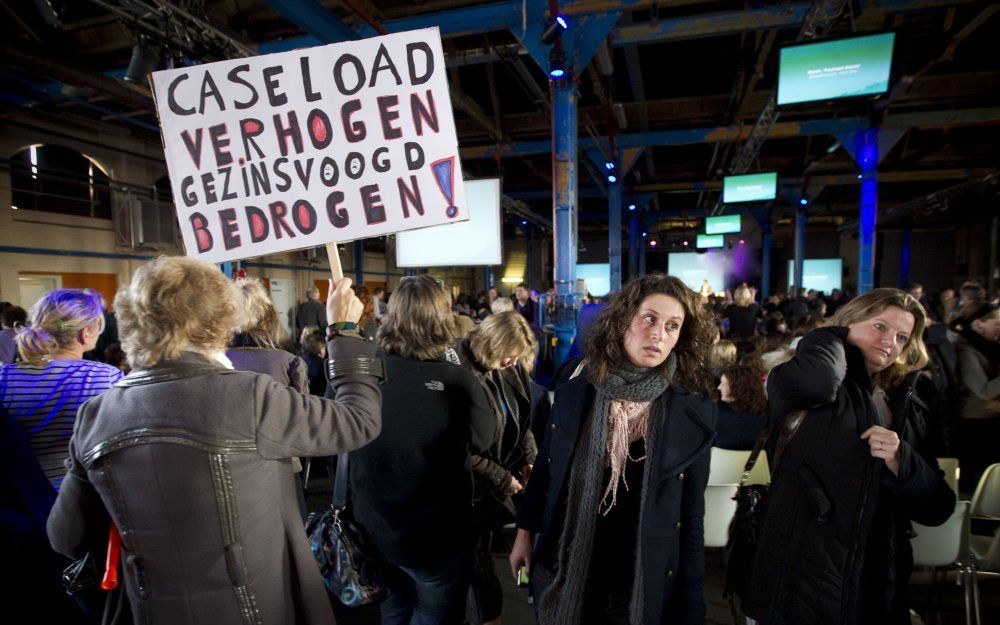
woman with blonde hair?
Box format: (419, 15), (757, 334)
(350, 274), (497, 625)
(745, 288), (955, 625)
(722, 283), (759, 340)
(46, 256), (382, 625)
(455, 311), (538, 625)
(511, 273), (718, 625)
(0, 289), (122, 489)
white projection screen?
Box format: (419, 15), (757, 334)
(396, 178), (502, 267)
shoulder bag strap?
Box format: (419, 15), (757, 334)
(332, 453), (349, 512)
(737, 409), (808, 488)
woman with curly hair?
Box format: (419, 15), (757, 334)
(715, 359), (768, 450)
(510, 273), (718, 625)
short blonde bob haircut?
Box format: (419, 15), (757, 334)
(824, 287), (928, 390)
(16, 289), (105, 366)
(734, 285), (754, 307)
(469, 310), (537, 370)
(233, 277), (282, 348)
(116, 256), (240, 368)
(378, 274), (454, 360)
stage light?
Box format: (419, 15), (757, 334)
(124, 36), (164, 84)
(739, 239), (745, 245)
(628, 204), (636, 211)
(857, 174), (864, 180)
(799, 197), (808, 206)
(605, 161), (614, 170)
(799, 191), (810, 206)
(521, 220), (527, 226)
(541, 14), (568, 45)
(607, 174), (617, 183)
(642, 231), (647, 237)
(682, 240), (688, 246)
(548, 46), (566, 80)
(649, 240), (657, 247)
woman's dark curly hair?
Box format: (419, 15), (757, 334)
(586, 273), (717, 396)
(721, 360), (768, 416)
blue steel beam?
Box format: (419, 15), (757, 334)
(462, 107), (1000, 159)
(612, 3), (811, 47)
(263, 0), (359, 43)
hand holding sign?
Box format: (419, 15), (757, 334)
(328, 277), (363, 325)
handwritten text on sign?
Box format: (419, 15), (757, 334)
(151, 28), (467, 263)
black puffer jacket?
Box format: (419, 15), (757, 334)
(744, 327), (955, 625)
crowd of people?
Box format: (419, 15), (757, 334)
(0, 264), (997, 625)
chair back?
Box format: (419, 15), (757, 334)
(703, 484), (739, 548)
(970, 463), (1000, 520)
(708, 447), (770, 486)
(911, 500), (969, 567)
(937, 457), (960, 495)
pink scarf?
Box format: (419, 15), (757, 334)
(599, 398), (653, 513)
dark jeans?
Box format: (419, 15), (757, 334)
(379, 548), (472, 625)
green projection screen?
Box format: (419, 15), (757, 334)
(777, 33), (895, 105)
(696, 234), (724, 249)
(723, 172), (777, 203)
(705, 214), (741, 235)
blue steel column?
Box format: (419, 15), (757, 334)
(899, 229), (911, 288)
(794, 207), (806, 292)
(628, 216), (639, 280)
(354, 241), (364, 284)
(638, 227), (647, 276)
(761, 222), (772, 299)
(609, 175), (622, 292)
(552, 81), (579, 367)
(484, 267), (493, 291)
(856, 128), (879, 294)
(525, 225), (534, 287)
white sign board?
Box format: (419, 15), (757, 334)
(395, 178), (502, 267)
(151, 27), (468, 263)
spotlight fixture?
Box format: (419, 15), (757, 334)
(857, 174), (864, 180)
(649, 240), (657, 247)
(548, 45), (567, 80)
(541, 14), (568, 45)
(605, 161), (614, 170)
(124, 35), (164, 84)
(607, 174), (617, 183)
(628, 204), (636, 211)
(642, 231), (647, 237)
(799, 196), (809, 206)
(521, 220), (527, 226)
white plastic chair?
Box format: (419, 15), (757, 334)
(966, 462), (1000, 625)
(911, 501), (972, 625)
(703, 484), (739, 548)
(937, 457), (960, 496)
(709, 447), (770, 486)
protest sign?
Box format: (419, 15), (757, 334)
(151, 27), (468, 264)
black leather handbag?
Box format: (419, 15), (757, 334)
(724, 409), (806, 614)
(305, 454), (389, 607)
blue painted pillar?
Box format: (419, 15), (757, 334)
(552, 80), (578, 367)
(484, 267), (493, 291)
(525, 225), (534, 288)
(794, 207), (806, 291)
(628, 216), (639, 280)
(899, 229), (911, 289)
(856, 128), (879, 294)
(609, 172), (622, 292)
(639, 227), (647, 276)
(761, 222), (772, 299)
(220, 262), (234, 279)
(354, 241), (364, 285)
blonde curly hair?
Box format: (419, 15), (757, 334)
(116, 256), (240, 368)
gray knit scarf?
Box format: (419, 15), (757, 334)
(537, 358), (672, 625)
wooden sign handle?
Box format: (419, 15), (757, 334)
(325, 243), (344, 282)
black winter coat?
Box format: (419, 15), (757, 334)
(744, 327), (955, 625)
(350, 352), (496, 568)
(516, 374), (717, 625)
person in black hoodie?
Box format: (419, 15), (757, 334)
(350, 275), (496, 625)
(745, 288), (955, 625)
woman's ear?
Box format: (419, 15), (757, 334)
(79, 324), (99, 346)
